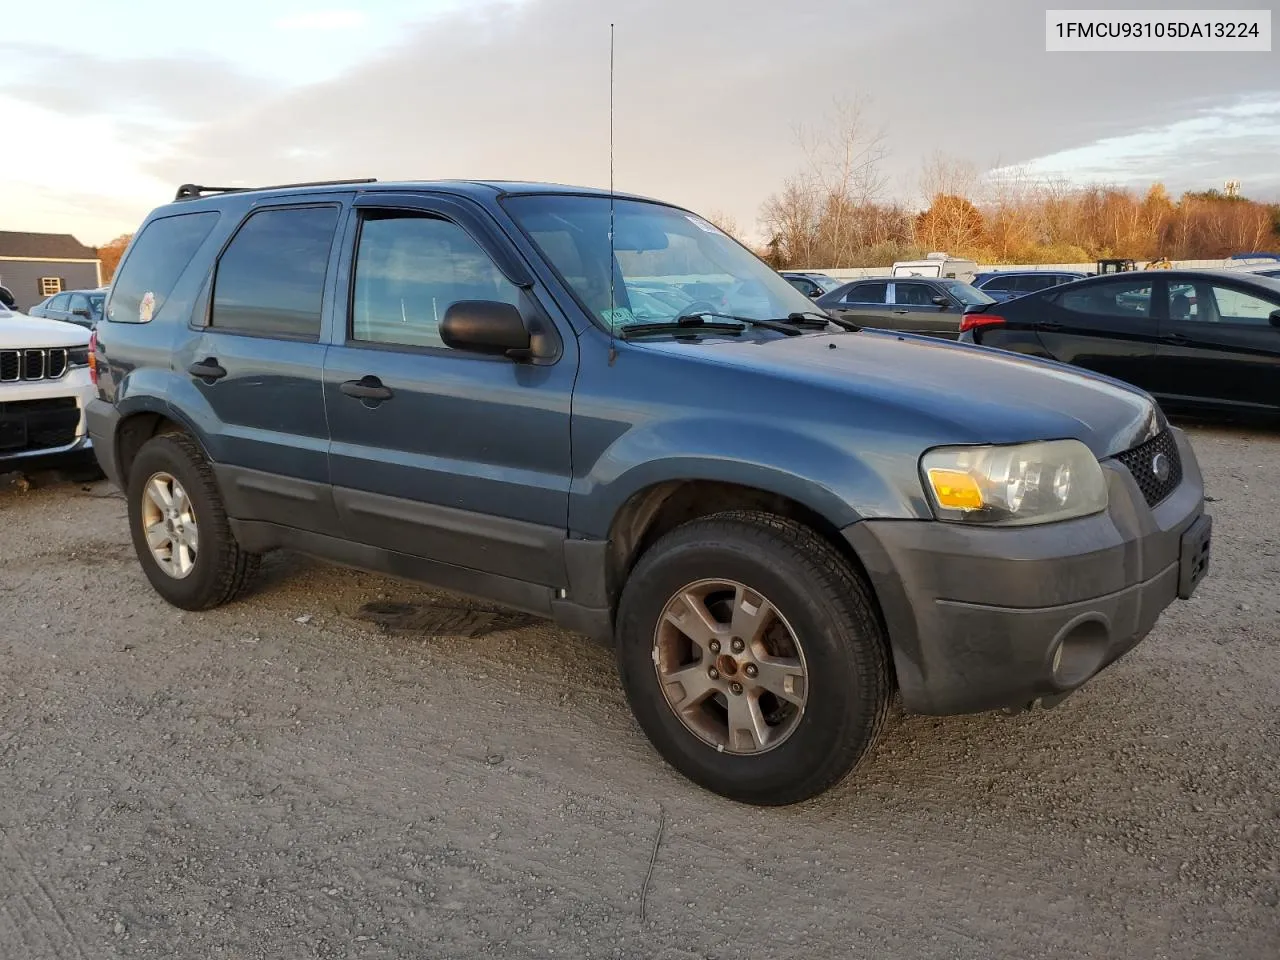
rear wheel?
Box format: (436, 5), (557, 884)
(616, 510), (892, 805)
(126, 433), (259, 610)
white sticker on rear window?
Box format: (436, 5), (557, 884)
(139, 291), (156, 322)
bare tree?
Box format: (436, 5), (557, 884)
(703, 209), (743, 241)
(760, 96), (890, 267)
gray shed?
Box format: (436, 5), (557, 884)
(0, 231), (103, 311)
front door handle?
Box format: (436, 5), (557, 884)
(1164, 333), (1189, 345)
(340, 375), (394, 402)
(892, 309), (909, 315)
(1036, 321), (1063, 332)
(188, 358), (226, 382)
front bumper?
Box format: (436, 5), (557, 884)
(0, 370), (95, 471)
(845, 427), (1209, 715)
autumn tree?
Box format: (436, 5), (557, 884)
(96, 234), (132, 283)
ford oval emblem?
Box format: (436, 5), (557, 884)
(1151, 452), (1171, 483)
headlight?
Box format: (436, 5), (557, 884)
(67, 347), (90, 367)
(921, 439), (1107, 525)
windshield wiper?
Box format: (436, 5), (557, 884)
(677, 310), (804, 336)
(783, 310), (861, 332)
(618, 315), (747, 340)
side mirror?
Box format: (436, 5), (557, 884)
(440, 300), (533, 361)
(73, 308), (92, 319)
(931, 295), (950, 308)
(1270, 309), (1280, 329)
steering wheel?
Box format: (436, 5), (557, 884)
(675, 299), (722, 320)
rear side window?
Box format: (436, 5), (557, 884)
(211, 205), (340, 340)
(1057, 279), (1154, 319)
(981, 276), (1015, 292)
(108, 211), (220, 324)
(843, 281), (887, 304)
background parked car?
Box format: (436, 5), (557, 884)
(780, 271), (842, 298)
(816, 276), (994, 339)
(972, 270), (1088, 302)
(891, 254), (978, 283)
(27, 287), (106, 328)
(957, 270), (1280, 417)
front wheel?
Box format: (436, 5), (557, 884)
(615, 511), (892, 805)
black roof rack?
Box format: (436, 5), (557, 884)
(174, 178), (378, 201)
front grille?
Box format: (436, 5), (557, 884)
(0, 397), (80, 453)
(0, 348), (70, 382)
(1115, 429), (1182, 508)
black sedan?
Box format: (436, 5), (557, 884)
(957, 270), (1280, 416)
(816, 276), (994, 339)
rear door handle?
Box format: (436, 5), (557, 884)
(892, 309), (909, 315)
(340, 375), (394, 402)
(188, 358), (226, 381)
(1164, 333), (1189, 345)
(1036, 321), (1063, 332)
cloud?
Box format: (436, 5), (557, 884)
(273, 10), (368, 31)
(0, 41), (271, 128)
(146, 0), (1280, 227)
(5, 0), (1279, 240)
(990, 95), (1280, 198)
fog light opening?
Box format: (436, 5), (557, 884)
(1050, 618), (1111, 689)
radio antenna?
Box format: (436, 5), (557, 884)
(607, 22), (618, 366)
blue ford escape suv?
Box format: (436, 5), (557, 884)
(87, 179), (1212, 805)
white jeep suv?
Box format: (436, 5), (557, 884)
(0, 304), (96, 473)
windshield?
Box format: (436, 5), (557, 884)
(505, 195), (821, 331)
(938, 280), (994, 306)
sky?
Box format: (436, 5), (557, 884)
(0, 0), (1276, 246)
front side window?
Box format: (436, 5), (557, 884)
(211, 205), (339, 339)
(894, 282), (936, 306)
(350, 211), (521, 350)
(981, 275), (1015, 292)
(1057, 279), (1154, 319)
(108, 211), (220, 324)
(505, 195), (817, 332)
(1207, 284), (1280, 324)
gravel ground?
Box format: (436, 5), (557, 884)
(1, 423), (1277, 960)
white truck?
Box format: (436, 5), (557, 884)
(892, 253), (979, 283)
(0, 305), (97, 475)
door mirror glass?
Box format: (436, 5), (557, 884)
(440, 300), (532, 360)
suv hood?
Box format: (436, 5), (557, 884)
(648, 329), (1161, 458)
(0, 312), (91, 348)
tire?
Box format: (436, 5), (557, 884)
(126, 432), (259, 610)
(615, 510), (892, 806)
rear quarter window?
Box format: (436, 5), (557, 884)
(107, 211), (220, 324)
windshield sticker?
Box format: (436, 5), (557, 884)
(601, 306), (636, 328)
(685, 215), (720, 234)
(139, 291), (156, 322)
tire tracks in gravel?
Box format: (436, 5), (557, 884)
(0, 830), (90, 960)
